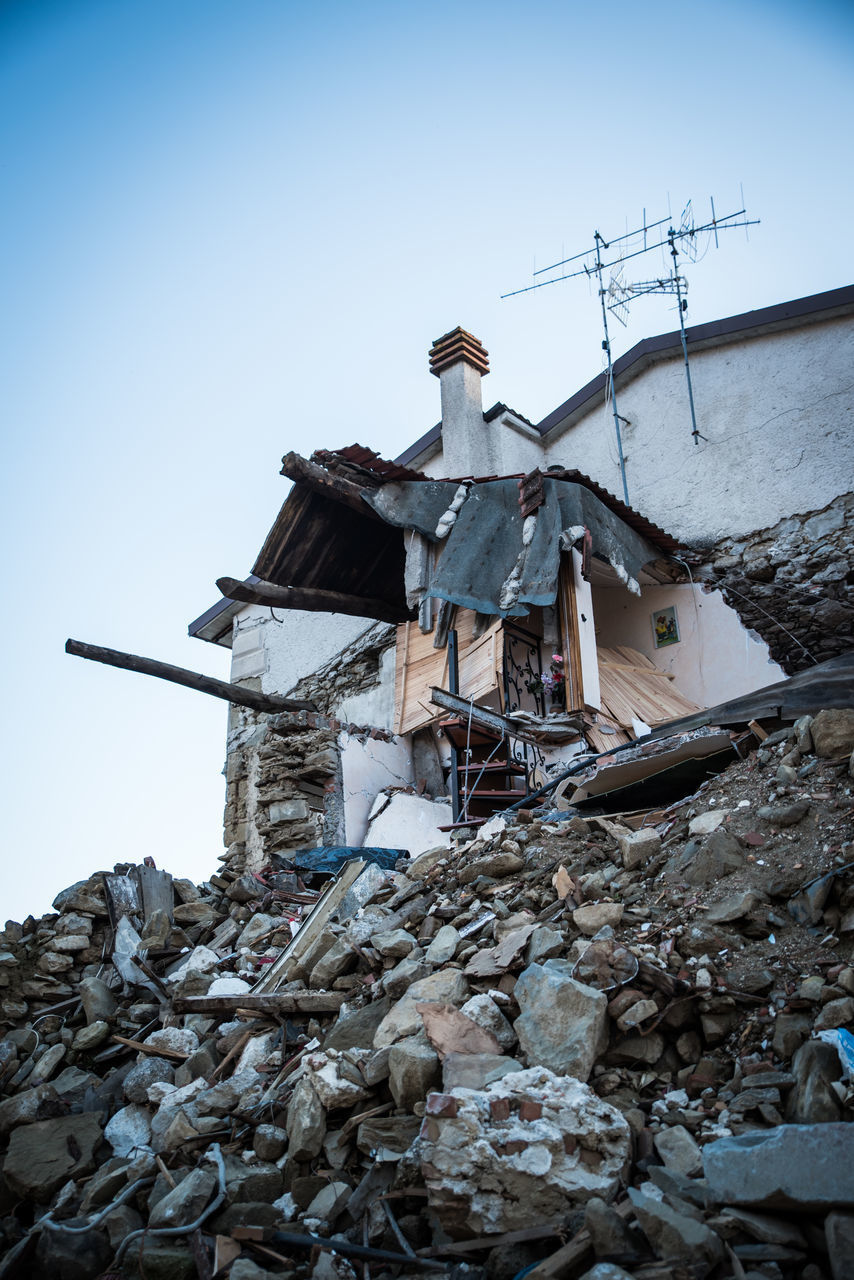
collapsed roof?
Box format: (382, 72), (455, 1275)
(210, 446), (689, 629)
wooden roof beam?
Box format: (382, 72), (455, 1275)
(216, 576), (411, 625)
(280, 451), (382, 520)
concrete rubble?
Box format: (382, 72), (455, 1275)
(0, 710), (853, 1277)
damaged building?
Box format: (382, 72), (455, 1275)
(188, 283), (854, 871)
(4, 283), (854, 1280)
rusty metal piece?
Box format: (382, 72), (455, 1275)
(518, 468), (545, 518)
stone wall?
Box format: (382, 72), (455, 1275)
(287, 621), (395, 716)
(699, 494), (854, 674)
(222, 707), (340, 875)
(221, 623), (398, 874)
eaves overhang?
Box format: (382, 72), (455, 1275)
(188, 575), (261, 647)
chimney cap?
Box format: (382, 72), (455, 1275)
(429, 327), (489, 378)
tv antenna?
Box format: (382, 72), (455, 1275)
(502, 196), (759, 505)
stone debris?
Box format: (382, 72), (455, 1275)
(419, 1068), (631, 1236)
(0, 707), (853, 1277)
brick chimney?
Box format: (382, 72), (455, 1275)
(429, 327), (494, 477)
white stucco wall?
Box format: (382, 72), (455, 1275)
(339, 731), (415, 845)
(229, 604), (378, 695)
(363, 791), (453, 855)
(495, 419), (545, 477)
(440, 363), (501, 478)
(413, 414), (543, 480)
(333, 644), (396, 730)
(591, 581), (785, 708)
(544, 314), (854, 544)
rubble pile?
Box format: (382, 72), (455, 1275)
(2, 709), (854, 1280)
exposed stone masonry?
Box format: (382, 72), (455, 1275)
(288, 622), (394, 714)
(700, 493), (854, 674)
(222, 623), (396, 876)
(223, 708), (340, 877)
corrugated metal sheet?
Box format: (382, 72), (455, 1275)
(546, 468), (687, 557)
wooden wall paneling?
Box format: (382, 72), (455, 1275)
(394, 610), (503, 736)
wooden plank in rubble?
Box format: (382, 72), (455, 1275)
(251, 859), (367, 994)
(171, 992), (347, 1015)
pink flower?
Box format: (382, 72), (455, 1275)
(551, 653), (563, 663)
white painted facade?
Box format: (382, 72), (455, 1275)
(229, 603), (376, 695)
(339, 730), (415, 846)
(417, 409), (543, 481)
(591, 580), (785, 708)
(541, 313), (854, 545)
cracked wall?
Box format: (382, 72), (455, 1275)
(543, 313), (854, 547)
(287, 622), (396, 723)
(221, 620), (413, 871)
(535, 313), (853, 678)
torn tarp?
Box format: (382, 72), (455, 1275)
(365, 477), (659, 617)
(287, 847), (404, 878)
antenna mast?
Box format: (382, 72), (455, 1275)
(502, 196), (759, 501)
(668, 224), (700, 446)
(591, 231), (630, 506)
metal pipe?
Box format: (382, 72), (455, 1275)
(269, 1230), (448, 1270)
(502, 734), (653, 814)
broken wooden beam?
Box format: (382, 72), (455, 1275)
(216, 576), (410, 625)
(65, 639), (317, 714)
(522, 1199), (633, 1280)
(280, 451), (382, 520)
(110, 1033), (189, 1061)
(430, 687), (513, 739)
(171, 992), (347, 1015)
(431, 686), (585, 745)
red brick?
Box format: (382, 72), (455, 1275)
(425, 1093), (458, 1118)
(489, 1098), (511, 1121)
(519, 1100), (542, 1122)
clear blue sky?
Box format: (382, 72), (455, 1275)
(1, 0), (852, 921)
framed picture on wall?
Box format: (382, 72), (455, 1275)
(652, 605), (680, 648)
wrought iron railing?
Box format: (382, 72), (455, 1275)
(503, 623), (546, 716)
(502, 623), (547, 790)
